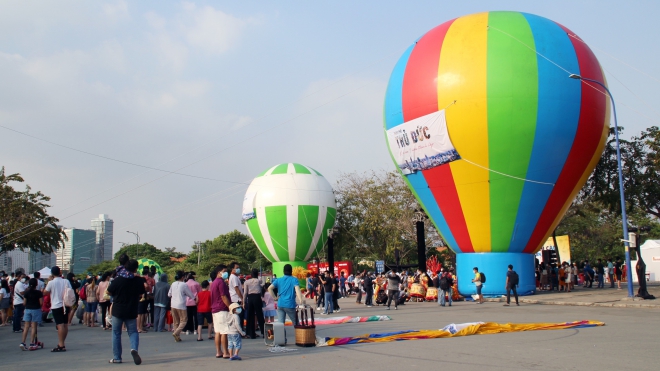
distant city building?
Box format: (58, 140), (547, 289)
(91, 214), (114, 262)
(29, 250), (56, 273)
(0, 248), (29, 274)
(58, 228), (97, 274)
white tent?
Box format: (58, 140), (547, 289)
(28, 266), (53, 279)
(632, 240), (660, 282)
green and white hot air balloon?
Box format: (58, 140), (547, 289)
(242, 163), (336, 280)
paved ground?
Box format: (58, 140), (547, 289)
(2, 292), (659, 371)
(484, 282), (660, 308)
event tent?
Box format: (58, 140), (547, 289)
(28, 266), (53, 278)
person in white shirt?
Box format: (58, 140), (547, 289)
(45, 266), (73, 352)
(33, 272), (45, 291)
(228, 262), (244, 333)
(13, 272), (27, 333)
(168, 270), (196, 342)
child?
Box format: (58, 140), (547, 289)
(196, 280), (213, 341)
(262, 283), (276, 323)
(227, 303), (246, 360)
(166, 309), (173, 332)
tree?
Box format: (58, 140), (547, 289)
(165, 230), (262, 281)
(114, 243), (174, 269)
(333, 170), (441, 266)
(586, 126), (660, 219)
(0, 166), (66, 254)
(197, 230), (266, 270)
(560, 126), (660, 263)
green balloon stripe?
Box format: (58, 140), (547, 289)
(295, 205), (320, 261)
(270, 164), (289, 175)
(487, 12), (538, 252)
(247, 217), (275, 262)
(315, 207), (336, 255)
(265, 205), (290, 261)
(293, 163), (312, 174)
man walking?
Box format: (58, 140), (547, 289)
(504, 265), (519, 306)
(439, 269), (454, 307)
(211, 265), (231, 359)
(471, 267), (484, 304)
(168, 270), (196, 342)
(44, 266), (72, 352)
(386, 270), (400, 310)
(107, 259), (146, 364)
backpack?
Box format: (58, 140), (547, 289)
(439, 275), (450, 290)
(480, 272), (486, 284)
(63, 286), (76, 307)
(79, 285), (86, 300)
(510, 271), (519, 286)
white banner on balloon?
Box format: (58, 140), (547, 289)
(242, 191), (257, 222)
(386, 110), (460, 174)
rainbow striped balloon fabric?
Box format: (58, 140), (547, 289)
(243, 163), (336, 277)
(383, 11), (610, 295)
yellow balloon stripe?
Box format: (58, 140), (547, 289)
(440, 12), (491, 252)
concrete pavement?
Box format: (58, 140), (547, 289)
(2, 293), (659, 371)
(484, 282), (660, 308)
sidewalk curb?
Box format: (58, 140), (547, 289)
(484, 297), (660, 309)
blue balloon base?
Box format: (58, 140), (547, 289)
(456, 253), (536, 297)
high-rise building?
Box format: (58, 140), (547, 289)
(91, 214), (114, 262)
(0, 249), (29, 274)
(29, 250), (56, 273)
(58, 228), (96, 274)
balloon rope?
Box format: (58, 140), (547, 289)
(488, 27), (659, 126)
(460, 158), (555, 186)
(566, 33), (660, 85)
(488, 26), (572, 75)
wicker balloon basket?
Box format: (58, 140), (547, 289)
(294, 325), (316, 347)
(294, 305), (316, 347)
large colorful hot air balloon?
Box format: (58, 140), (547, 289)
(383, 11), (610, 296)
(242, 163), (337, 280)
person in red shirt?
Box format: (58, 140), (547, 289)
(196, 280), (213, 341)
(42, 290), (52, 323)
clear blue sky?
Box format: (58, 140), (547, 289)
(1, 1), (658, 253)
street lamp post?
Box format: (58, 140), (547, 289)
(126, 231), (140, 258)
(569, 73), (633, 297)
(327, 223), (340, 276)
(413, 209), (428, 273)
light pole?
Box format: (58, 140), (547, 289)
(326, 223), (340, 276)
(569, 73), (633, 297)
(195, 241), (202, 267)
(413, 209), (428, 273)
(126, 231), (140, 258)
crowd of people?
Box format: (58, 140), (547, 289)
(0, 256), (305, 364)
(535, 258), (626, 292)
(0, 254), (629, 363)
(303, 267), (458, 312)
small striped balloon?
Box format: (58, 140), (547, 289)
(243, 163), (336, 263)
